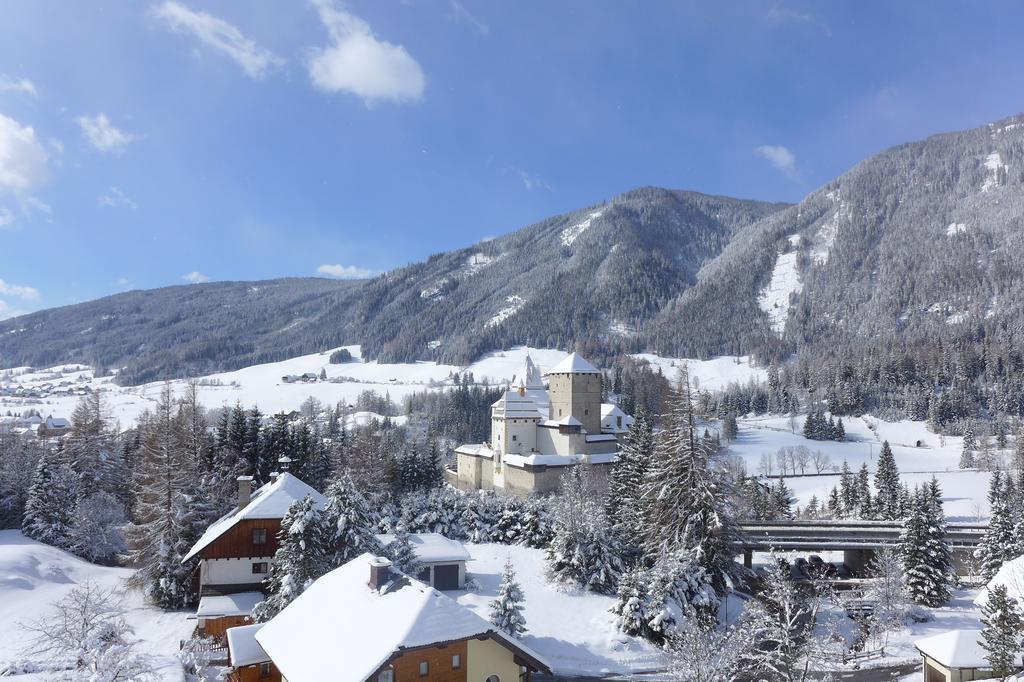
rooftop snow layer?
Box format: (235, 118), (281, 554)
(915, 629), (1012, 668)
(227, 623), (271, 667)
(255, 553), (550, 682)
(197, 591), (264, 618)
(544, 352), (599, 375)
(183, 472), (326, 562)
(375, 533), (472, 564)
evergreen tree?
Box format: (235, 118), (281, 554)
(22, 449), (78, 549)
(874, 441), (901, 520)
(322, 472), (378, 565)
(385, 523), (422, 577)
(834, 417), (845, 441)
(722, 412), (738, 442)
(961, 422), (977, 469)
(63, 392), (124, 502)
(900, 485), (953, 607)
(252, 495), (330, 622)
(856, 463), (873, 519)
(975, 472), (1017, 582)
(489, 558), (527, 638)
(641, 369), (739, 591)
(605, 407), (653, 540)
(979, 583), (1023, 680)
(839, 461), (856, 517)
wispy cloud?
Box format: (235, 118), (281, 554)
(755, 144), (798, 178)
(0, 207), (13, 229)
(116, 277), (134, 290)
(502, 165), (551, 191)
(0, 299), (27, 320)
(316, 263), (376, 279)
(182, 271), (211, 283)
(0, 75), (38, 98)
(151, 1), (284, 79)
(77, 114), (139, 153)
(448, 0), (489, 36)
(98, 186), (138, 209)
(0, 279), (40, 300)
(308, 0), (426, 105)
(766, 4), (832, 37)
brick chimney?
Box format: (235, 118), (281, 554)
(237, 475), (254, 510)
(368, 556), (393, 591)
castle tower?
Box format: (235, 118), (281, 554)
(543, 352), (602, 434)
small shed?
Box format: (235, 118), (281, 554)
(914, 629), (1020, 682)
(374, 532), (471, 590)
(226, 623), (280, 682)
(196, 591), (263, 639)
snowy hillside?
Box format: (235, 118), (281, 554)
(0, 530), (191, 680)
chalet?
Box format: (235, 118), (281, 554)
(37, 415), (71, 438)
(455, 353), (633, 496)
(183, 473), (327, 639)
(226, 623), (281, 682)
(374, 532), (471, 590)
(915, 629), (1021, 682)
(255, 554), (551, 682)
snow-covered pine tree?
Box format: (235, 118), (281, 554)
(722, 412), (738, 442)
(900, 485), (952, 607)
(0, 435), (42, 528)
(975, 472), (1017, 582)
(834, 417), (845, 441)
(979, 583), (1023, 679)
(641, 368), (739, 591)
(489, 558), (527, 638)
(63, 392), (125, 502)
(69, 491), (127, 565)
(873, 440), (901, 520)
(252, 495), (330, 622)
(517, 496), (555, 549)
(322, 472), (378, 566)
(856, 463), (873, 519)
(22, 448), (78, 550)
(386, 525), (423, 578)
(961, 422), (977, 469)
(125, 385), (203, 610)
(839, 461), (857, 517)
(605, 406), (653, 540)
(610, 566), (651, 639)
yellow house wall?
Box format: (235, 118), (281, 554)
(467, 638), (520, 682)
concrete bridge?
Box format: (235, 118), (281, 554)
(738, 519), (987, 574)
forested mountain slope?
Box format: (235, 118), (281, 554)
(0, 189), (784, 384)
(648, 114), (1024, 367)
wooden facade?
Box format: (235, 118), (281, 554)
(201, 615), (251, 640)
(227, 662), (281, 682)
(201, 519), (282, 560)
(387, 639), (469, 682)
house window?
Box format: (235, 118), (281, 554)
(252, 562), (268, 575)
(259, 662), (272, 678)
(378, 669), (394, 682)
(252, 528), (268, 545)
(419, 661), (429, 676)
(452, 655), (461, 670)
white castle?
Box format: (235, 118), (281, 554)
(454, 352), (633, 496)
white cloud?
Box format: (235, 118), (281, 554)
(0, 207), (13, 229)
(766, 5), (832, 37)
(316, 263), (376, 279)
(755, 144), (797, 178)
(0, 279), (40, 300)
(0, 114), (49, 193)
(0, 75), (38, 98)
(151, 1), (284, 79)
(78, 114), (138, 153)
(98, 186), (138, 209)
(308, 0), (426, 105)
(182, 271), (211, 283)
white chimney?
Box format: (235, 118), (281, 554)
(237, 476), (254, 509)
(368, 556), (393, 591)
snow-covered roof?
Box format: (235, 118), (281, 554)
(255, 554), (550, 682)
(492, 390), (543, 420)
(544, 352), (600, 375)
(227, 623), (271, 667)
(513, 354), (545, 389)
(557, 415), (582, 427)
(45, 416), (70, 428)
(196, 591), (264, 618)
(454, 443), (496, 458)
(503, 452), (618, 468)
(976, 553), (1024, 608)
(375, 533), (471, 564)
(915, 629), (1003, 668)
(600, 403), (626, 418)
(183, 473), (326, 562)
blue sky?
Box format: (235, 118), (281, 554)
(2, 1), (1024, 318)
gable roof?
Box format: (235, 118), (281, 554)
(255, 553), (550, 682)
(183, 472), (326, 562)
(544, 352), (600, 375)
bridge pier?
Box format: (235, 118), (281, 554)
(843, 548), (876, 576)
(743, 549), (753, 569)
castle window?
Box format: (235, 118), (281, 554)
(584, 408), (589, 416)
(512, 435), (518, 441)
(617, 416), (623, 428)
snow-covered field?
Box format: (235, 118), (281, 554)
(0, 530), (191, 680)
(629, 353), (767, 391)
(456, 543), (664, 675)
(732, 414), (991, 520)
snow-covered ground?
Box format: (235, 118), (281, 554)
(732, 414), (992, 520)
(629, 354), (767, 391)
(0, 530), (191, 680)
(456, 543), (665, 676)
(758, 245), (802, 334)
